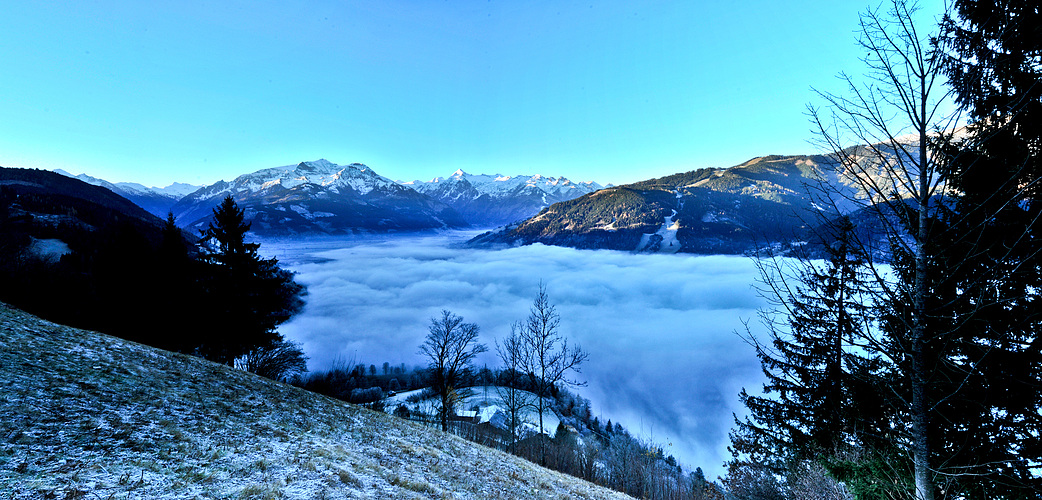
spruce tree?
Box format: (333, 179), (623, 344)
(931, 1), (1042, 495)
(197, 196), (305, 365)
(153, 213), (198, 353)
(730, 218), (888, 475)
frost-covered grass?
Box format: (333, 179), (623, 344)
(0, 303), (633, 499)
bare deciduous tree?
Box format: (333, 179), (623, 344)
(419, 310), (487, 432)
(518, 284), (588, 463)
(234, 339), (309, 382)
(495, 321), (534, 454)
(806, 1), (964, 498)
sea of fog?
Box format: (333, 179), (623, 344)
(259, 230), (768, 480)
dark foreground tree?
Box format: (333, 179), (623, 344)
(197, 196), (305, 364)
(804, 0), (964, 497)
(419, 310), (486, 432)
(731, 218), (892, 481)
(930, 0), (1042, 496)
(736, 1), (1042, 498)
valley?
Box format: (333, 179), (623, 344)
(262, 230), (768, 480)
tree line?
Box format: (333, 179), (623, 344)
(728, 1), (1042, 499)
(0, 191), (306, 372)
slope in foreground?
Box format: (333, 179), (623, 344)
(0, 303), (631, 500)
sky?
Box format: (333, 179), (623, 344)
(262, 230), (770, 480)
(0, 0), (946, 188)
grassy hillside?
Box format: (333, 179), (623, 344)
(0, 303), (633, 499)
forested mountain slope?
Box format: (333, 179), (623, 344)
(469, 154), (859, 254)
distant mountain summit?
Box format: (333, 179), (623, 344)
(53, 169), (202, 217)
(403, 170), (603, 226)
(171, 160), (467, 235)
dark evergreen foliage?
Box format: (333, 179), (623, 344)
(730, 219), (894, 477)
(196, 196), (306, 365)
(0, 168), (197, 345)
(928, 0), (1042, 495)
(0, 179), (305, 368)
(732, 2), (1042, 498)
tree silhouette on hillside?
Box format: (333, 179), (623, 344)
(196, 196), (305, 365)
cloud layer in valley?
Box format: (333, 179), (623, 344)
(263, 231), (768, 479)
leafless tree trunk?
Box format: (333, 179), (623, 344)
(418, 310), (487, 432)
(809, 1), (962, 499)
(495, 321), (533, 454)
(518, 283), (588, 464)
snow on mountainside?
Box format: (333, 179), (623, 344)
(403, 169), (603, 227)
(468, 154), (856, 255)
(170, 160), (467, 235)
(0, 302), (633, 499)
(53, 169), (202, 217)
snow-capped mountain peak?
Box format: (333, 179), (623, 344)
(169, 159), (468, 235)
(223, 160), (396, 197)
(404, 170), (603, 226)
(153, 182), (201, 197)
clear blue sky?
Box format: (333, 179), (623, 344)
(0, 0), (946, 188)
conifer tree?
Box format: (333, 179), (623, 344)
(197, 196), (305, 365)
(927, 1), (1042, 495)
(152, 213), (198, 353)
(731, 219), (887, 473)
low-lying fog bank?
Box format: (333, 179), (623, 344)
(261, 231), (767, 480)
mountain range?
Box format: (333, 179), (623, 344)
(167, 159), (469, 235)
(55, 160), (605, 236)
(43, 149), (898, 253)
(402, 170), (603, 227)
(1, 167), (169, 245)
(53, 169), (201, 219)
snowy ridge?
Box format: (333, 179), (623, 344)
(405, 169), (602, 199)
(170, 160), (468, 235)
(190, 160), (401, 201)
(53, 169), (202, 199)
(52, 169), (203, 217)
(402, 170), (603, 226)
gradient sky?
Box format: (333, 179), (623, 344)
(1, 0), (945, 188)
